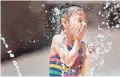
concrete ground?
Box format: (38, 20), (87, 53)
(1, 27), (120, 76)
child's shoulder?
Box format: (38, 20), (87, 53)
(80, 41), (86, 49)
(52, 34), (64, 42)
(80, 41), (87, 54)
(53, 34), (61, 39)
(81, 41), (86, 46)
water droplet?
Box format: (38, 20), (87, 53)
(33, 40), (35, 43)
(7, 50), (12, 54)
(115, 24), (120, 28)
(45, 10), (48, 13)
(42, 4), (45, 7)
(10, 53), (15, 58)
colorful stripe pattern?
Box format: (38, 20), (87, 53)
(49, 54), (62, 76)
(63, 43), (83, 76)
(49, 42), (83, 76)
(49, 53), (70, 76)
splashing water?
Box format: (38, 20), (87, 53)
(89, 1), (120, 75)
(50, 1), (119, 75)
(89, 33), (105, 76)
(0, 34), (9, 48)
(89, 22), (117, 76)
(0, 34), (22, 76)
(51, 6), (107, 76)
(13, 61), (22, 76)
(51, 7), (61, 34)
(88, 23), (115, 76)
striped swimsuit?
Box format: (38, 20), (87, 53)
(49, 42), (84, 76)
(63, 44), (84, 76)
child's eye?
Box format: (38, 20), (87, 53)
(77, 17), (82, 23)
(77, 19), (82, 23)
(78, 19), (82, 23)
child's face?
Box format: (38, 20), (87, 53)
(62, 10), (86, 41)
(62, 11), (86, 40)
(69, 11), (86, 35)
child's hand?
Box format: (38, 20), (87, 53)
(74, 24), (86, 42)
(86, 43), (96, 57)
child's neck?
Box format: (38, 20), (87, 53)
(65, 33), (74, 47)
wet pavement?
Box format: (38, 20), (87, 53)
(1, 27), (120, 76)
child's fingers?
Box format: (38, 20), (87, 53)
(75, 29), (80, 35)
(78, 24), (86, 36)
(87, 43), (96, 53)
(78, 25), (86, 40)
(74, 29), (79, 39)
(75, 25), (86, 41)
(81, 25), (86, 36)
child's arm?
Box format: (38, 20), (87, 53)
(77, 42), (89, 76)
(79, 43), (95, 76)
(51, 24), (86, 67)
(51, 35), (81, 67)
(80, 56), (91, 76)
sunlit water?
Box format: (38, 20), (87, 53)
(51, 1), (120, 76)
(1, 1), (120, 76)
(0, 34), (22, 77)
(51, 6), (104, 76)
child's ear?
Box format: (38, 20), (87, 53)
(61, 18), (69, 29)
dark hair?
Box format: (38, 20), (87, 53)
(55, 4), (84, 31)
(60, 4), (83, 19)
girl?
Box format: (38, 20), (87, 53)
(49, 5), (95, 76)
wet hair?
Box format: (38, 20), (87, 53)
(59, 4), (84, 31)
(60, 4), (84, 19)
